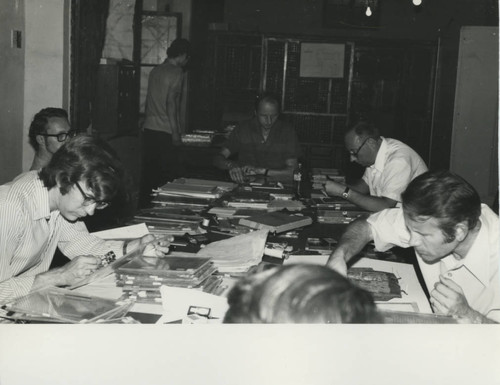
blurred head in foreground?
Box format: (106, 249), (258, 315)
(223, 264), (381, 324)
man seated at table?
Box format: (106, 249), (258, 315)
(28, 107), (77, 171)
(0, 135), (170, 303)
(213, 92), (301, 183)
(327, 170), (499, 323)
(324, 121), (427, 212)
(223, 264), (381, 323)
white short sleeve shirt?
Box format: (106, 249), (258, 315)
(367, 205), (500, 322)
(362, 138), (428, 202)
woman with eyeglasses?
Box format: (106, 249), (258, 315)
(0, 135), (171, 304)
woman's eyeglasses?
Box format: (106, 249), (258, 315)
(39, 130), (78, 142)
(74, 182), (109, 210)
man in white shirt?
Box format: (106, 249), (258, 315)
(327, 170), (499, 323)
(324, 121), (427, 212)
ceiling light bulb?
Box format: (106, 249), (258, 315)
(412, 0), (422, 5)
(365, 6), (372, 16)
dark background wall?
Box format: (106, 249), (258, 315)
(219, 0), (497, 170)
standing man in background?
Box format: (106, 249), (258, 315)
(324, 121), (427, 212)
(140, 38), (190, 207)
(28, 107), (77, 171)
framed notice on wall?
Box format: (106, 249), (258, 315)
(299, 43), (345, 78)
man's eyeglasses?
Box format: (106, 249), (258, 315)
(39, 130), (78, 143)
(74, 182), (109, 210)
(349, 137), (372, 157)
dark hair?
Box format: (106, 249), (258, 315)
(223, 264), (381, 324)
(402, 170), (481, 242)
(349, 120), (379, 138)
(167, 38), (190, 58)
(29, 107), (69, 150)
(39, 135), (124, 202)
(254, 92), (281, 113)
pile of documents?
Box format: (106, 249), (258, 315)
(310, 168), (345, 189)
(155, 178), (236, 199)
(114, 254), (221, 303)
(148, 178), (237, 214)
(316, 209), (367, 224)
(196, 229), (269, 274)
(238, 211), (313, 233)
(181, 132), (213, 146)
(0, 287), (134, 323)
(129, 207), (204, 236)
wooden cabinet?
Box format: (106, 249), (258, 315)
(92, 64), (138, 137)
(450, 26), (499, 203)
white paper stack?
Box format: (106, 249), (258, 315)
(195, 229), (269, 273)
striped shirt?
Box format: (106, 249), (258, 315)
(0, 171), (124, 303)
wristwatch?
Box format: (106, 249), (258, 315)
(342, 187), (350, 199)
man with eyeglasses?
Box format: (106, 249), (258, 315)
(28, 107), (78, 171)
(0, 135), (171, 303)
(324, 121), (427, 212)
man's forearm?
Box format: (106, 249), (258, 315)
(32, 267), (67, 291)
(327, 218), (373, 267)
(344, 189), (397, 212)
(213, 154), (235, 170)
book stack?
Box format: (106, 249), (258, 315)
(129, 207), (204, 236)
(310, 196), (359, 211)
(149, 178), (237, 212)
(154, 178), (236, 199)
(305, 237), (338, 254)
(181, 132), (213, 146)
(238, 211), (313, 233)
(114, 254), (221, 304)
(316, 209), (367, 224)
(310, 168), (345, 190)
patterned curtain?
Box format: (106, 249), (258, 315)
(70, 0), (111, 131)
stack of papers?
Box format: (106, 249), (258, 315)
(239, 211), (313, 233)
(115, 254), (220, 303)
(196, 229), (269, 273)
(310, 168), (345, 189)
(317, 209), (367, 224)
(310, 196), (359, 211)
(130, 207), (204, 236)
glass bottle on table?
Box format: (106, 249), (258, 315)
(293, 162), (303, 198)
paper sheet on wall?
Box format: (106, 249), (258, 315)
(300, 43), (345, 78)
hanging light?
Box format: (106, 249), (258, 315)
(412, 0), (422, 5)
(364, 0), (377, 17)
